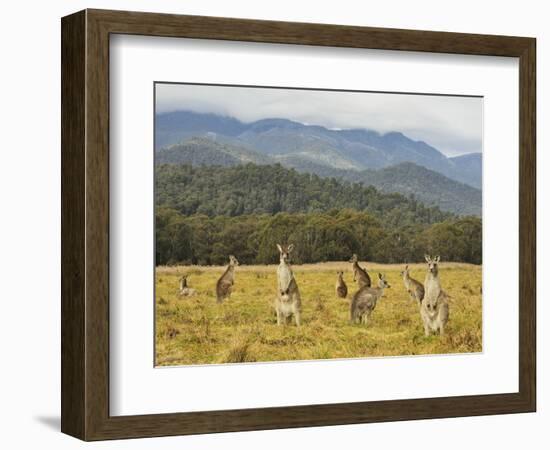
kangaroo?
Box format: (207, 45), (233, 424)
(350, 273), (390, 325)
(215, 255), (239, 303)
(275, 244), (301, 326)
(349, 254), (371, 288)
(178, 275), (197, 297)
(421, 255), (449, 336)
(400, 265), (424, 306)
(335, 271), (348, 299)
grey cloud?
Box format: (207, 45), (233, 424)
(156, 83), (482, 157)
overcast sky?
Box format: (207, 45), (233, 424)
(156, 83), (483, 157)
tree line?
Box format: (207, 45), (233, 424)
(156, 207), (482, 266)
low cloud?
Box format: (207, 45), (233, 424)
(156, 83), (482, 157)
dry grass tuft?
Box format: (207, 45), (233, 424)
(220, 335), (257, 363)
(444, 328), (482, 350)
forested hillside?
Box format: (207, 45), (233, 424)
(351, 162), (482, 216)
(155, 137), (482, 215)
(155, 163), (451, 227)
(156, 137), (272, 166)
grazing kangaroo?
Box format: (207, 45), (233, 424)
(178, 275), (197, 297)
(275, 244), (301, 326)
(421, 255), (449, 336)
(400, 265), (424, 305)
(335, 271), (348, 299)
(349, 254), (371, 288)
(350, 273), (390, 325)
(216, 255), (239, 303)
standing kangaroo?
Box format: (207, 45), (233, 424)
(421, 255), (449, 335)
(350, 273), (390, 325)
(178, 275), (197, 297)
(349, 254), (371, 288)
(335, 271), (348, 299)
(275, 244), (301, 326)
(400, 265), (424, 305)
(216, 255), (239, 304)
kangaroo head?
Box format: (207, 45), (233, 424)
(229, 255), (239, 266)
(277, 244), (294, 263)
(180, 275), (188, 287)
(400, 264), (409, 278)
(425, 255), (440, 275)
(378, 273), (391, 289)
(349, 254), (358, 263)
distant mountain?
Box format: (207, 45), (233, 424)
(448, 153), (482, 189)
(155, 111), (246, 149)
(155, 136), (481, 216)
(155, 110), (482, 188)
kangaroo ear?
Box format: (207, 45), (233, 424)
(378, 273), (383, 279)
(276, 244), (283, 253)
(425, 255), (431, 263)
(435, 255), (440, 263)
(405, 264), (409, 270)
(287, 244), (294, 252)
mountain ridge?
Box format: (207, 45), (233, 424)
(155, 110), (482, 189)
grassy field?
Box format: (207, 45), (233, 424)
(155, 262), (482, 366)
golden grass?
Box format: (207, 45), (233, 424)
(155, 262), (482, 366)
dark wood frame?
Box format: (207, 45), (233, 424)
(61, 8), (536, 441)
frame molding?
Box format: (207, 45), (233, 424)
(61, 9), (536, 441)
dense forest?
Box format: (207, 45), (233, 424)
(155, 163), (452, 228)
(155, 164), (482, 266)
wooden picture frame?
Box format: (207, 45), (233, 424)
(61, 8), (536, 441)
